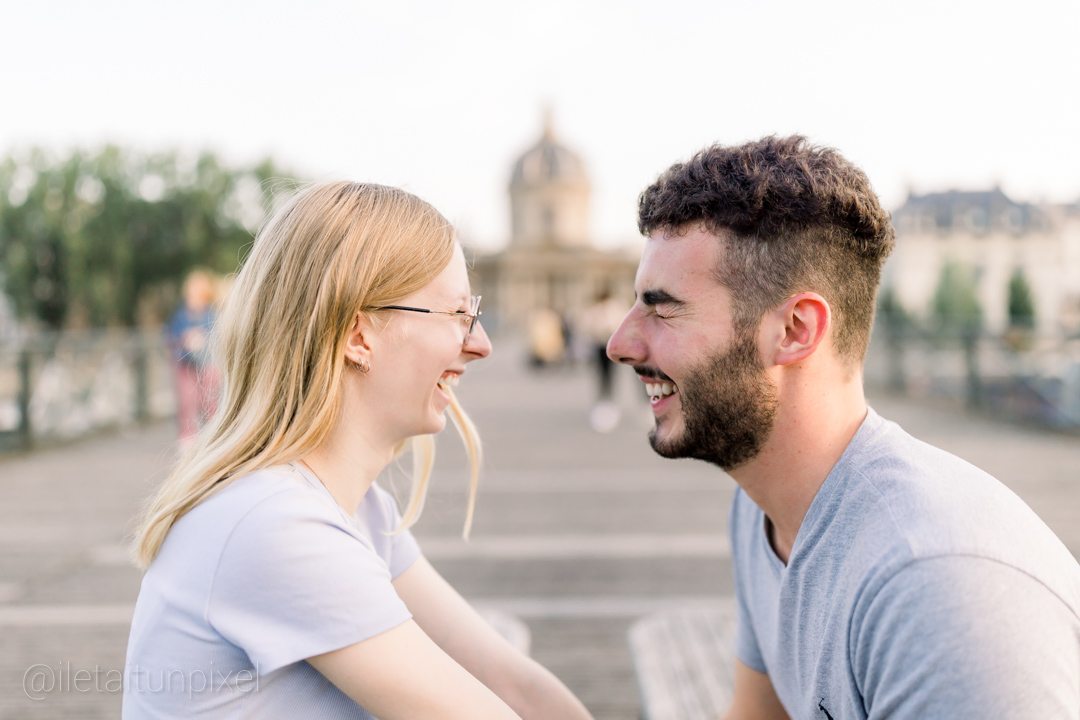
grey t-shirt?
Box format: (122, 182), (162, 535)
(731, 408), (1080, 719)
(123, 463), (421, 719)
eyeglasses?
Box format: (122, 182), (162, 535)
(371, 295), (483, 346)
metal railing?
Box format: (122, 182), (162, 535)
(4, 323), (1079, 452)
(865, 323), (1080, 430)
(0, 330), (177, 451)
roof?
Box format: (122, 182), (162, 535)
(510, 117), (588, 188)
(893, 188), (1050, 233)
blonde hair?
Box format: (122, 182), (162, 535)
(134, 181), (482, 569)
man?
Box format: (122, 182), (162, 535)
(607, 136), (1080, 718)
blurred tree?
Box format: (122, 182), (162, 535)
(876, 286), (911, 393)
(931, 261), (982, 337)
(931, 261), (983, 406)
(877, 286), (911, 331)
(1007, 267), (1036, 330)
(1005, 267), (1036, 351)
(0, 147), (294, 329)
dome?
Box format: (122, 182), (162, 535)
(510, 119), (588, 188)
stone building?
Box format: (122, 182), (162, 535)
(883, 188), (1080, 336)
(469, 116), (639, 333)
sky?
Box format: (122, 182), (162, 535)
(2, 0), (1078, 250)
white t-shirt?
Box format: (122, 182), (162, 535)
(123, 463), (421, 719)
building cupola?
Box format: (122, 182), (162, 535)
(509, 109), (591, 248)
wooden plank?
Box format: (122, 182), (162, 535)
(628, 600), (737, 720)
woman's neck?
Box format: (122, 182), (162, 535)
(301, 391), (398, 514)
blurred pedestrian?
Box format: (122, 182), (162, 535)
(166, 270), (218, 449)
(579, 289), (627, 432)
(526, 306), (565, 368)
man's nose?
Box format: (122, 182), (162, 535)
(606, 313), (644, 366)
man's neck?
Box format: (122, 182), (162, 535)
(730, 375), (867, 565)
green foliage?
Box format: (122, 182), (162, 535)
(876, 286), (910, 331)
(931, 261), (982, 336)
(1007, 267), (1036, 329)
(0, 147), (295, 328)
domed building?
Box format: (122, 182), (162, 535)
(471, 114), (639, 332)
(508, 119), (591, 249)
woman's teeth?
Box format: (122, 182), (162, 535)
(645, 382), (677, 399)
(437, 374), (460, 390)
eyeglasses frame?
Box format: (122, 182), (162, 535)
(370, 295), (482, 346)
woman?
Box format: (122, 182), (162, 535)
(124, 182), (593, 719)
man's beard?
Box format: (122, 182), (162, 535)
(649, 330), (779, 472)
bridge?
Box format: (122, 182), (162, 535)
(2, 341), (1078, 719)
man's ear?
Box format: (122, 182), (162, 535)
(767, 292), (830, 367)
(342, 311), (374, 367)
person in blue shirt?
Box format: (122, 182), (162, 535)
(127, 182), (593, 720)
(166, 270), (218, 448)
(607, 136), (1080, 719)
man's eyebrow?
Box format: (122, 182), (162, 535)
(641, 289), (685, 308)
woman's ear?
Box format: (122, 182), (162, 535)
(767, 292), (830, 367)
(343, 311), (374, 368)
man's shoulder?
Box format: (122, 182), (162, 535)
(731, 410), (1080, 606)
(838, 412), (1080, 609)
(846, 415), (1044, 549)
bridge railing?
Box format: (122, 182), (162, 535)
(4, 323), (1079, 452)
(0, 330), (177, 451)
(865, 324), (1080, 430)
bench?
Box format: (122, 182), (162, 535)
(628, 600), (738, 720)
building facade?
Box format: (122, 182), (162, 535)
(883, 188), (1080, 336)
(470, 117), (639, 332)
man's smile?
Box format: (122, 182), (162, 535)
(643, 379), (679, 407)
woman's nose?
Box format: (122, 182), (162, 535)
(463, 322), (493, 360)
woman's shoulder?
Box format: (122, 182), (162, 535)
(196, 463), (315, 511)
(166, 465), (347, 553)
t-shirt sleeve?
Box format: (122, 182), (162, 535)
(852, 555), (1080, 719)
(730, 489), (767, 673)
(207, 490), (413, 674)
(367, 482), (422, 579)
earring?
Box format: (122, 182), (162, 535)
(354, 358), (370, 373)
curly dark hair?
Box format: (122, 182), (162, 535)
(638, 135), (895, 365)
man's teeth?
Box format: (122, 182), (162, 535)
(645, 382), (677, 398)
